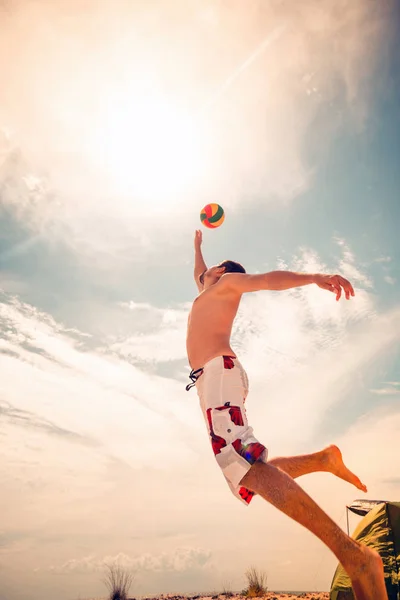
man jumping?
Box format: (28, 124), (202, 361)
(185, 229), (387, 600)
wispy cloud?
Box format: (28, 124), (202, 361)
(110, 303), (189, 364)
(370, 382), (400, 395)
(0, 401), (98, 445)
(384, 275), (396, 285)
(0, 292), (203, 473)
(374, 256), (392, 263)
(335, 238), (374, 288)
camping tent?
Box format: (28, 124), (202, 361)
(330, 500), (400, 600)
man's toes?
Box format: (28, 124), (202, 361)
(357, 479), (367, 493)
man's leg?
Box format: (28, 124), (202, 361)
(240, 463), (387, 600)
(268, 444), (367, 491)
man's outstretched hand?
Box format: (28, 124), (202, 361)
(314, 273), (355, 301)
(194, 229), (202, 249)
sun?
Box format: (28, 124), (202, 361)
(90, 84), (209, 215)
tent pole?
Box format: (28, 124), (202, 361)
(346, 507), (349, 536)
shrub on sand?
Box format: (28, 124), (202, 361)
(242, 566), (268, 597)
(102, 563), (134, 600)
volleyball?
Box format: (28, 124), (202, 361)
(200, 203), (225, 228)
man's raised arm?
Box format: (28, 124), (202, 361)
(221, 271), (355, 301)
(194, 230), (207, 292)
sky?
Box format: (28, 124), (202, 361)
(0, 1), (399, 599)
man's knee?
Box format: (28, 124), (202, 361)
(239, 461), (265, 492)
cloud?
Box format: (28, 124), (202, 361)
(334, 238), (374, 288)
(0, 400), (99, 445)
(371, 255), (397, 286)
(110, 301), (190, 363)
(374, 256), (392, 263)
(0, 0), (395, 261)
(0, 290), (205, 487)
(384, 275), (396, 285)
(233, 243), (377, 378)
(48, 547), (211, 575)
(370, 382), (400, 396)
(0, 272), (29, 295)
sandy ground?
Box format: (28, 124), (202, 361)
(138, 593), (330, 600)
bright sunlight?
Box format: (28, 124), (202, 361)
(90, 81), (210, 213)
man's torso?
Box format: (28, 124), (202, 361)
(186, 280), (242, 370)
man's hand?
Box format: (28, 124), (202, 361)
(314, 274), (355, 301)
(194, 229), (202, 249)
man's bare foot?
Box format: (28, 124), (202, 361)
(347, 544), (388, 600)
(323, 445), (367, 492)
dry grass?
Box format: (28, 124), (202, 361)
(243, 566), (268, 597)
(102, 563), (135, 600)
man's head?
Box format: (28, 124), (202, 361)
(200, 259), (246, 288)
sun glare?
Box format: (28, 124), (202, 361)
(91, 87), (209, 214)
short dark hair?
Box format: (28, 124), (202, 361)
(218, 260), (246, 274)
(199, 260), (246, 285)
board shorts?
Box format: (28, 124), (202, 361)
(186, 355), (268, 505)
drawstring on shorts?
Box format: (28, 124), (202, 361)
(186, 367), (204, 391)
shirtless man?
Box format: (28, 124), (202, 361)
(185, 229), (387, 600)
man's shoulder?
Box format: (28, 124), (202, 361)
(219, 272), (247, 284)
(194, 282), (240, 303)
(218, 273), (246, 291)
(214, 277), (243, 300)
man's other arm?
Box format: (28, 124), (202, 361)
(221, 271), (355, 301)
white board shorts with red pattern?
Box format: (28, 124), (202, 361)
(187, 355), (268, 505)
